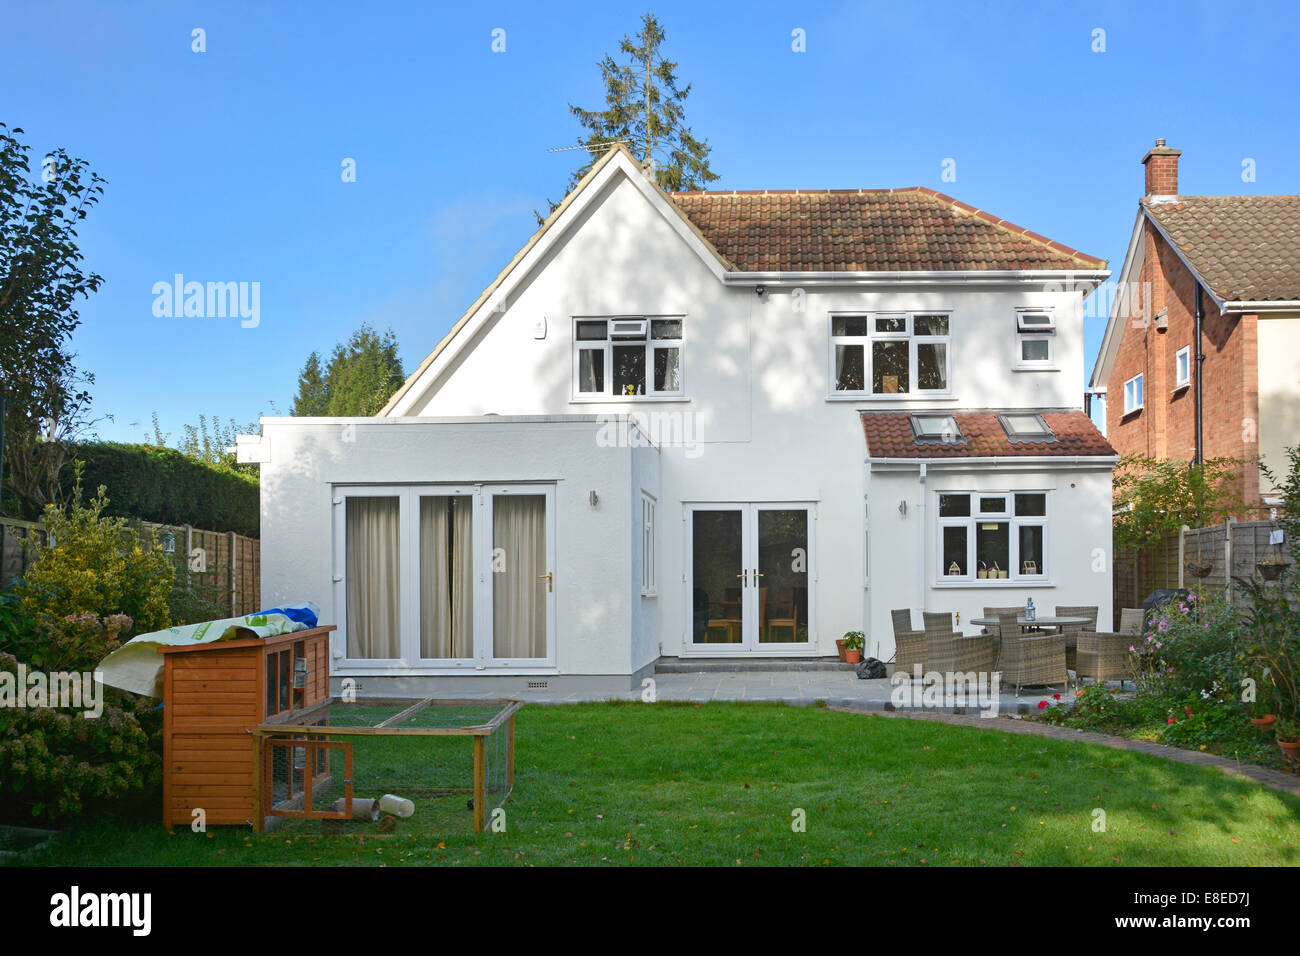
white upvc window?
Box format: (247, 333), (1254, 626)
(574, 316), (684, 398)
(1124, 373), (1144, 414)
(1175, 346), (1191, 389)
(640, 493), (656, 595)
(830, 312), (951, 395)
(1015, 309), (1056, 367)
(937, 491), (1048, 583)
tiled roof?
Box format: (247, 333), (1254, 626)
(668, 188), (1106, 273)
(860, 410), (1116, 459)
(1144, 196), (1300, 302)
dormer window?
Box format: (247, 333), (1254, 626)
(574, 317), (684, 398)
(831, 312), (951, 396)
(1016, 309), (1055, 367)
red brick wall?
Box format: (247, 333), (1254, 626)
(1105, 218), (1262, 509)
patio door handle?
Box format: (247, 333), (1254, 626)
(752, 569), (764, 579)
(539, 571), (553, 592)
(736, 570), (748, 586)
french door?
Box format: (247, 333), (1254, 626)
(685, 502), (814, 655)
(334, 484), (556, 670)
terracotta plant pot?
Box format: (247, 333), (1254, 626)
(845, 648), (862, 664)
(1250, 714), (1276, 730)
(1277, 739), (1300, 763)
(835, 639), (847, 662)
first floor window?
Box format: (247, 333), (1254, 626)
(1124, 373), (1144, 413)
(1175, 346), (1191, 388)
(831, 312), (950, 395)
(575, 317), (683, 397)
(938, 491), (1047, 581)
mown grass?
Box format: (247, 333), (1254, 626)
(23, 702), (1300, 866)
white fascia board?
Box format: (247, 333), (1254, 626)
(868, 455), (1119, 471)
(1090, 209), (1146, 389)
(724, 269), (1109, 289)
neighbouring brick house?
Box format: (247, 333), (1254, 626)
(1090, 140), (1300, 510)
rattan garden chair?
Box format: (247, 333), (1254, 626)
(1076, 630), (1136, 687)
(1117, 607), (1145, 635)
(1054, 605), (1098, 672)
(923, 612), (997, 676)
(892, 609), (926, 676)
(996, 612), (1068, 696)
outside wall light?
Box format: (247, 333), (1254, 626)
(589, 491), (599, 508)
(898, 500), (907, 516)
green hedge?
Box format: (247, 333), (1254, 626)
(64, 443), (259, 537)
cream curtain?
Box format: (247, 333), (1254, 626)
(346, 497), (401, 658)
(492, 495), (546, 659)
(420, 496), (473, 658)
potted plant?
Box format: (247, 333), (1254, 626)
(835, 637), (848, 662)
(842, 631), (865, 665)
(1275, 716), (1300, 763)
(1257, 553), (1290, 581)
(1249, 686), (1276, 730)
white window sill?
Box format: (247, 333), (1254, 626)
(1011, 365), (1060, 372)
(1172, 382), (1190, 394)
(1122, 406), (1143, 416)
(570, 395), (690, 404)
(641, 589), (658, 599)
(825, 393), (955, 403)
(934, 578), (1054, 588)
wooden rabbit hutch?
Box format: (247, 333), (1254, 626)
(158, 626), (334, 831)
(159, 625), (520, 833)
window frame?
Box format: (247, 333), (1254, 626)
(1123, 373), (1144, 414)
(640, 492), (657, 596)
(935, 490), (1050, 585)
(1015, 309), (1057, 369)
(828, 311), (953, 397)
(572, 315), (686, 400)
(1174, 346), (1191, 390)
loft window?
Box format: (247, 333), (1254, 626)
(998, 413), (1055, 442)
(1016, 310), (1055, 366)
(575, 317), (683, 398)
(910, 414), (961, 443)
(831, 312), (951, 395)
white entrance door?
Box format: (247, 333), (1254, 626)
(685, 503), (815, 655)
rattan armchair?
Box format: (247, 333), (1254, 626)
(996, 612), (1068, 695)
(981, 606), (1023, 638)
(1054, 605), (1099, 672)
(891, 608), (926, 677)
(1076, 631), (1136, 687)
(1118, 607), (1145, 635)
(923, 612), (997, 676)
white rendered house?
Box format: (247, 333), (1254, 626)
(254, 145), (1118, 694)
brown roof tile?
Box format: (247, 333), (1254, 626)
(860, 410), (1116, 459)
(670, 188), (1106, 273)
(1144, 196), (1300, 302)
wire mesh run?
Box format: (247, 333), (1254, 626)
(257, 698), (519, 835)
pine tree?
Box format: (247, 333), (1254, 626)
(290, 351), (328, 416)
(540, 13), (719, 221)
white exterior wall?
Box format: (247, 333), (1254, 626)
(1257, 314), (1300, 497)
(864, 464), (1114, 657)
(396, 170), (1103, 661)
(259, 416), (657, 685)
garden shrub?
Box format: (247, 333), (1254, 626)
(17, 479), (173, 637)
(0, 648), (161, 822)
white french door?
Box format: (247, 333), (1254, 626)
(684, 502), (815, 655)
(334, 483), (556, 671)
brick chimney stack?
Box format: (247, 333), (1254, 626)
(1142, 139), (1181, 198)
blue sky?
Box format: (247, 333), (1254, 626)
(5, 0), (1298, 442)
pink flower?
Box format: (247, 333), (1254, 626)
(1129, 646), (1136, 652)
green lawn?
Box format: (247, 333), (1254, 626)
(24, 702), (1300, 866)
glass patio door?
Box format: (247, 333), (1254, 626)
(482, 485), (556, 668)
(687, 503), (814, 654)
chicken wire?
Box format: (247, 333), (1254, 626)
(258, 698), (518, 835)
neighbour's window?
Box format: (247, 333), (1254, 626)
(575, 317), (683, 398)
(831, 312), (950, 395)
(1175, 346), (1191, 388)
(1124, 373), (1144, 413)
(1016, 310), (1055, 366)
(641, 493), (656, 595)
(937, 491), (1047, 582)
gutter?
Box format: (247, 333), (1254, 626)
(723, 269), (1110, 288)
(867, 455), (1120, 470)
(1221, 300), (1300, 313)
